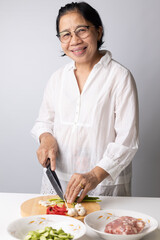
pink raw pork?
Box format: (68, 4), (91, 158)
(105, 216), (145, 235)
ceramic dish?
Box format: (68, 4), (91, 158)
(84, 209), (158, 240)
(7, 214), (86, 239)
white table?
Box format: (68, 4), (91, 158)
(0, 192), (160, 239)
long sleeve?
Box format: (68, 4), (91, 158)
(96, 71), (139, 181)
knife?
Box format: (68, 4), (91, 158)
(46, 163), (64, 201)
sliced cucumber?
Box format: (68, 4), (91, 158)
(24, 227), (73, 240)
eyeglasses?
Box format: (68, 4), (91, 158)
(57, 25), (95, 44)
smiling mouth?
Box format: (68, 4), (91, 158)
(71, 47), (87, 54)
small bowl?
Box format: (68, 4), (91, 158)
(7, 214), (86, 239)
(84, 209), (158, 240)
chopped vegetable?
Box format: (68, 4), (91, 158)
(24, 227), (73, 240)
(80, 195), (101, 202)
(46, 204), (67, 215)
(67, 208), (78, 217)
(48, 198), (65, 205)
(45, 195), (100, 216)
(48, 195), (101, 204)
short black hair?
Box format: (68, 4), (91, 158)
(56, 1), (104, 50)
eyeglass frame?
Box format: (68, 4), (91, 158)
(56, 25), (95, 43)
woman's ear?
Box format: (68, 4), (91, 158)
(97, 26), (103, 41)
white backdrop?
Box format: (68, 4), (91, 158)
(0, 0), (160, 197)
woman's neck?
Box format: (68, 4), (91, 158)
(74, 51), (103, 93)
(75, 51), (103, 72)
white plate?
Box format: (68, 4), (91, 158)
(7, 214), (86, 239)
(84, 209), (158, 240)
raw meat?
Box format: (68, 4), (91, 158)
(105, 216), (145, 235)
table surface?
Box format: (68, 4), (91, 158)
(0, 192), (160, 240)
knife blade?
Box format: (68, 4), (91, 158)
(46, 164), (64, 201)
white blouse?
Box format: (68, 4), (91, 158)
(31, 50), (139, 190)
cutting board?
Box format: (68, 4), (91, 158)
(21, 195), (101, 221)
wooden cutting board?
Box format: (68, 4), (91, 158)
(20, 195), (101, 221)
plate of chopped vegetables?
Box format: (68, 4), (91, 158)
(7, 214), (86, 239)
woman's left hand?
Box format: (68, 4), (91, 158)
(65, 167), (109, 203)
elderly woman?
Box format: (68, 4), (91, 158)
(31, 2), (139, 203)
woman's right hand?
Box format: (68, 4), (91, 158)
(36, 133), (58, 171)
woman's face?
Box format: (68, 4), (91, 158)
(58, 11), (102, 66)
